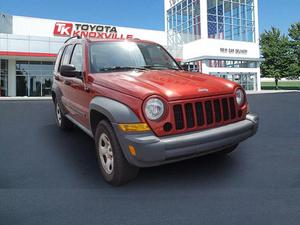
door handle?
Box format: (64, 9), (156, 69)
(54, 75), (60, 81)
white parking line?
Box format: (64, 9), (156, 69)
(246, 90), (300, 95)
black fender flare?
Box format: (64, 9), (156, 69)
(89, 97), (140, 124)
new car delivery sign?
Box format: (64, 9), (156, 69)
(53, 22), (134, 39)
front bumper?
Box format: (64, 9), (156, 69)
(113, 113), (259, 167)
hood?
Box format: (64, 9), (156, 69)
(90, 70), (238, 101)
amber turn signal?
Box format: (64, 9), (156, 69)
(118, 123), (150, 132)
(128, 145), (136, 156)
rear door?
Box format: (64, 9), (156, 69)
(55, 44), (75, 114)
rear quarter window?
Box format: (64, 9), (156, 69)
(54, 48), (63, 73)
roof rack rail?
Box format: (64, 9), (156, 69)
(64, 35), (81, 43)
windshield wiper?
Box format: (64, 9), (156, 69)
(98, 66), (148, 72)
(97, 65), (180, 72)
(143, 65), (180, 71)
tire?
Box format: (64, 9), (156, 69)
(54, 100), (73, 130)
(215, 144), (239, 155)
(95, 120), (139, 186)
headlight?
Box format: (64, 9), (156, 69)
(235, 89), (245, 106)
(144, 98), (165, 121)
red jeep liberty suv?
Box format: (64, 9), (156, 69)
(52, 37), (259, 185)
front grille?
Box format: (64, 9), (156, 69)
(172, 96), (238, 131)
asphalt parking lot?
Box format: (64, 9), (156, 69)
(1, 93), (300, 225)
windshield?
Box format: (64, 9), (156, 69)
(89, 41), (180, 73)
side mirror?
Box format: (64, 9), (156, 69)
(60, 64), (76, 77)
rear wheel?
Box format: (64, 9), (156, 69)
(95, 120), (139, 186)
(54, 100), (73, 130)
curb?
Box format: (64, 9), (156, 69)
(0, 97), (52, 101)
(246, 90), (300, 95)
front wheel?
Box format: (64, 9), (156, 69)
(95, 120), (139, 186)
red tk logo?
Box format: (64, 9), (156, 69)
(53, 22), (73, 36)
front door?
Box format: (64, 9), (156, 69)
(65, 43), (90, 126)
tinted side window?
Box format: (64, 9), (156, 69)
(70, 44), (83, 72)
(59, 45), (73, 72)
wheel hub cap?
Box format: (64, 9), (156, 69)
(99, 133), (114, 175)
(56, 104), (62, 125)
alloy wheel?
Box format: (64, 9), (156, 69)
(99, 133), (114, 175)
(56, 104), (62, 126)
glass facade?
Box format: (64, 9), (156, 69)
(16, 61), (54, 97)
(207, 59), (257, 68)
(0, 59), (8, 96)
(207, 0), (255, 42)
(167, 0), (201, 50)
(210, 72), (257, 90)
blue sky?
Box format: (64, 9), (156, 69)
(0, 0), (299, 35)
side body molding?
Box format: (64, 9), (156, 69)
(89, 97), (141, 124)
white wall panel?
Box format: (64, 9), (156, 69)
(183, 39), (260, 61)
(0, 34), (8, 51)
(7, 35), (30, 52)
(29, 38), (50, 53)
(12, 15), (167, 46)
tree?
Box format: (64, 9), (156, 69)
(260, 27), (297, 88)
(288, 22), (300, 77)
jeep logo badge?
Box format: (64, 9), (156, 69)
(198, 88), (209, 92)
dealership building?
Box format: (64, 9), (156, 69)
(0, 0), (260, 97)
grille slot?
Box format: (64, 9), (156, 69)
(173, 95), (238, 131)
(229, 97), (237, 119)
(222, 98), (230, 121)
(195, 102), (205, 126)
(213, 99), (222, 123)
(185, 103), (195, 128)
(205, 101), (213, 125)
(173, 105), (184, 130)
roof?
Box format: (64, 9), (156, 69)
(64, 36), (159, 45)
(86, 38), (158, 45)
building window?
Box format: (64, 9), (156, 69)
(207, 59), (257, 68)
(183, 60), (202, 72)
(16, 61), (54, 97)
(0, 59), (8, 96)
(167, 0), (201, 56)
(210, 72), (257, 90)
(207, 0), (255, 42)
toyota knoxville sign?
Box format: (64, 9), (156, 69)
(53, 22), (134, 39)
